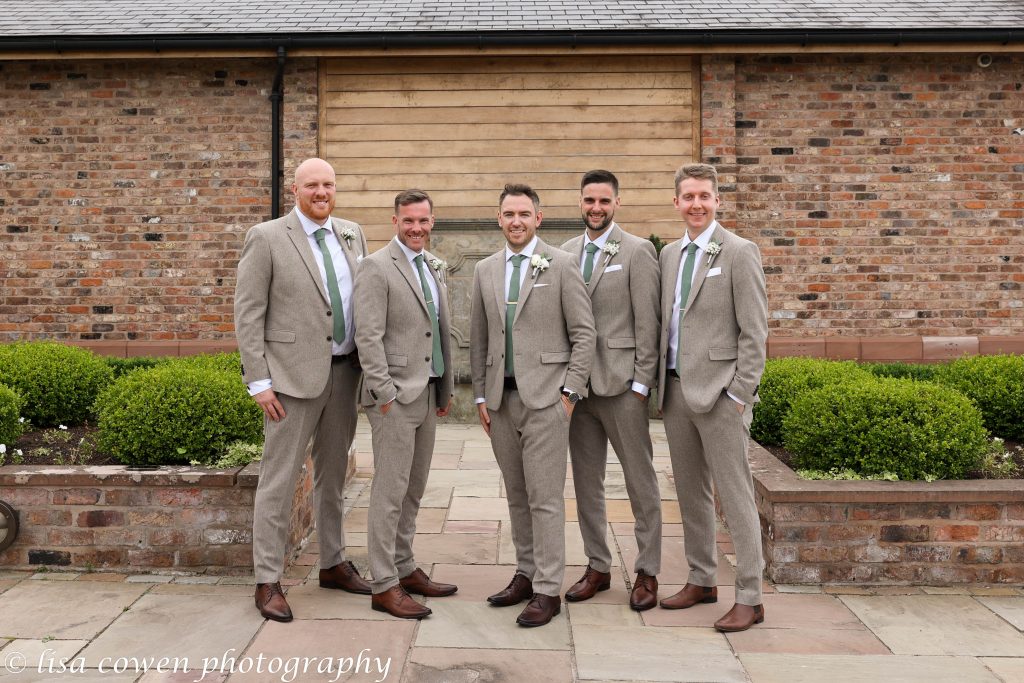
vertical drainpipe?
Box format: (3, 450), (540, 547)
(270, 46), (287, 219)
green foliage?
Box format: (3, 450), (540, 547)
(0, 342), (114, 427)
(103, 356), (165, 378)
(782, 377), (989, 481)
(94, 365), (262, 467)
(932, 355), (1024, 440)
(751, 358), (872, 446)
(0, 383), (26, 447)
(859, 361), (940, 382)
(973, 438), (1021, 479)
(796, 468), (901, 481)
(165, 352), (243, 375)
(211, 441), (263, 469)
(648, 234), (666, 254)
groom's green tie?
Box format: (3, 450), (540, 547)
(505, 254), (527, 376)
(314, 228), (346, 344)
(582, 242), (600, 284)
(414, 254), (444, 377)
(675, 242), (699, 372)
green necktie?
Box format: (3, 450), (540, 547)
(582, 242), (600, 284)
(505, 254), (527, 376)
(414, 254), (444, 377)
(314, 228), (346, 345)
(675, 242), (699, 372)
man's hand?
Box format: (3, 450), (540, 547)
(477, 403), (491, 437)
(437, 397), (452, 418)
(561, 394), (576, 419)
(734, 400), (745, 414)
(381, 398), (394, 415)
(632, 390), (648, 402)
(253, 388), (286, 422)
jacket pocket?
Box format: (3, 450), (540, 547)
(264, 329), (296, 343)
(540, 351), (571, 364)
(607, 337), (636, 349)
(386, 353), (408, 367)
(709, 347), (738, 361)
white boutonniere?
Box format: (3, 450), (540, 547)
(340, 227), (356, 248)
(429, 257), (448, 285)
(530, 253), (551, 278)
(601, 240), (620, 266)
(705, 241), (722, 266)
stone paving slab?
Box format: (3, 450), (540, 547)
(284, 582), (398, 621)
(840, 595), (1024, 656)
(980, 656), (1024, 682)
(411, 532), (497, 565)
(415, 600), (570, 650)
(725, 626), (890, 654)
(740, 654), (1000, 683)
(0, 639), (88, 673)
(405, 647), (573, 683)
(977, 597), (1024, 630)
(78, 593), (263, 666)
(0, 581), (149, 639)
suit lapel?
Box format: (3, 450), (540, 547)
(391, 239), (430, 317)
(491, 253), (506, 327)
(663, 239), (682, 324)
(331, 218), (360, 275)
(586, 223), (620, 295)
(285, 210), (330, 305)
(683, 226), (723, 314)
(513, 240), (548, 326)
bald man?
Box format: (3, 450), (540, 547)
(236, 158), (372, 622)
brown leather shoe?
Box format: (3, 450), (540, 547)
(516, 593), (561, 627)
(564, 565), (612, 603)
(319, 561), (372, 595)
(487, 573), (533, 607)
(400, 567), (458, 597)
(714, 603), (765, 632)
(659, 583), (718, 610)
(629, 571), (658, 611)
(371, 585), (432, 620)
(255, 582), (293, 622)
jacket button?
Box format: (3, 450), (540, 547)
(426, 331), (431, 337)
(326, 311), (332, 316)
(326, 336), (332, 342)
(424, 357), (430, 363)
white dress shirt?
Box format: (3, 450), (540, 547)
(395, 237), (441, 379)
(246, 208), (356, 396)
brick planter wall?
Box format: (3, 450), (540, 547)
(751, 444), (1024, 584)
(0, 453), (322, 574)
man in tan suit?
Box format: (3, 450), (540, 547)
(235, 158), (371, 622)
(657, 163), (768, 632)
(470, 184), (595, 627)
(561, 170), (663, 611)
(354, 189), (457, 620)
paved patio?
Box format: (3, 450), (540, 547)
(0, 419), (1022, 682)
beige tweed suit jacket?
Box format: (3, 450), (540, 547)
(656, 223), (768, 412)
(235, 208), (367, 398)
(353, 238), (454, 409)
(561, 224), (661, 397)
(470, 240), (596, 411)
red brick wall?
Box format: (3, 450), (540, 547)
(0, 57), (318, 341)
(702, 52), (1024, 336)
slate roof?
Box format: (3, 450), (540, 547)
(1, 1), (1022, 37)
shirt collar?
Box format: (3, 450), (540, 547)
(682, 221), (718, 251)
(296, 207), (331, 236)
(394, 236), (423, 264)
(584, 223), (616, 250)
(506, 235), (539, 262)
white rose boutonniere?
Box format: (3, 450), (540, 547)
(530, 253), (551, 278)
(601, 240), (620, 266)
(340, 227), (356, 248)
(429, 257), (448, 285)
(705, 241), (722, 266)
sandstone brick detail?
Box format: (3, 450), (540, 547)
(77, 510), (125, 527)
(52, 489), (101, 505)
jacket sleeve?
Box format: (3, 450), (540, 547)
(353, 257), (396, 406)
(629, 239), (661, 389)
(560, 259), (597, 397)
(728, 240), (768, 404)
(469, 263), (489, 402)
(234, 227), (272, 384)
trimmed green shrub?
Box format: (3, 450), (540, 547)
(0, 383), (26, 447)
(751, 358), (872, 446)
(94, 365), (262, 467)
(165, 352), (243, 375)
(782, 377), (989, 481)
(860, 361), (940, 382)
(932, 355), (1024, 440)
(0, 342), (114, 427)
(104, 356), (165, 378)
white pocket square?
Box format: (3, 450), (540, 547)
(706, 267), (722, 277)
(532, 283), (550, 288)
(356, 254), (364, 262)
(604, 264), (623, 273)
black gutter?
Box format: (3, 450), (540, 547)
(0, 28), (1020, 53)
(269, 46), (286, 220)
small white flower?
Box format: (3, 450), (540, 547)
(15, 449), (22, 457)
(429, 257), (447, 272)
(601, 240), (620, 266)
(0, 444), (5, 454)
(340, 227), (357, 246)
(530, 253), (551, 278)
(705, 241), (722, 265)
(59, 424), (68, 430)
(18, 417), (25, 423)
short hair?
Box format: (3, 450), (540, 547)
(499, 183), (541, 211)
(394, 188), (433, 213)
(580, 169), (619, 195)
(674, 163), (719, 196)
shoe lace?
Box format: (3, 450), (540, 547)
(264, 582), (284, 598)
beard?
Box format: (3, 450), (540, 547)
(582, 211), (613, 233)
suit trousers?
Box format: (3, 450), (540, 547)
(366, 385), (436, 594)
(252, 359), (360, 584)
(662, 376), (764, 605)
(569, 391), (662, 575)
(489, 390), (569, 596)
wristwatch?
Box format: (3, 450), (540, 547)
(561, 388), (582, 404)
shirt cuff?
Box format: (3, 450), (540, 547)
(726, 390), (745, 406)
(247, 379), (272, 396)
(474, 397), (486, 405)
(631, 381), (650, 396)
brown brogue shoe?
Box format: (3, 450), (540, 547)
(714, 603), (764, 632)
(371, 585), (432, 620)
(659, 583), (718, 610)
(564, 566), (612, 603)
(319, 560), (372, 595)
(255, 582), (293, 622)
(487, 573), (533, 607)
(629, 571), (658, 611)
(400, 567), (458, 597)
(516, 593), (561, 627)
